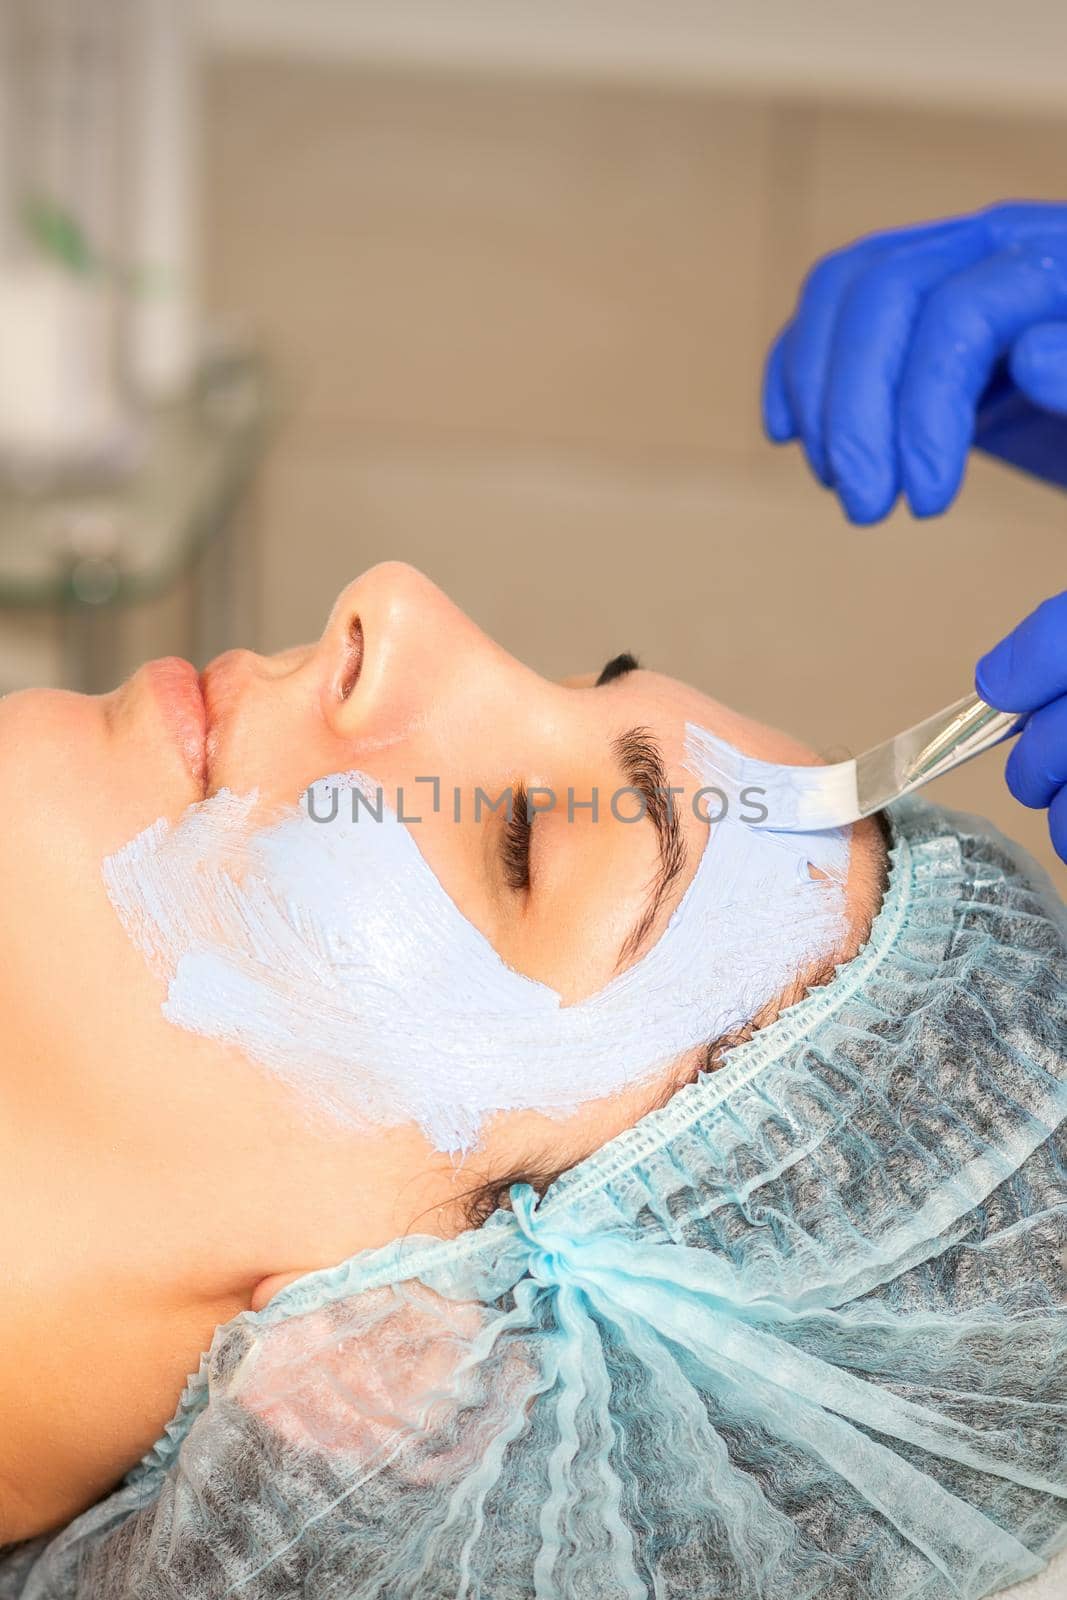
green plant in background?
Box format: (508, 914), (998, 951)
(21, 194), (168, 293)
(21, 196), (97, 276)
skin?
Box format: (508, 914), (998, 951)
(0, 561), (885, 1543)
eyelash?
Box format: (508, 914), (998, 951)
(501, 653), (640, 894)
(502, 781), (532, 892)
(596, 651), (640, 687)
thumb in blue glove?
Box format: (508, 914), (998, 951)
(976, 314), (1067, 487)
(1010, 319), (1067, 410)
(976, 591), (1067, 865)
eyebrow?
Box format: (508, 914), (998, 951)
(610, 725), (690, 971)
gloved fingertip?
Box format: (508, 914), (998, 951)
(901, 420), (968, 519)
(827, 437), (897, 526)
(762, 383), (797, 444)
(1003, 738), (1038, 808)
(975, 637), (1015, 709)
(800, 435), (833, 488)
(900, 452), (949, 518)
(1049, 785), (1067, 866)
(904, 483), (953, 519)
(762, 331), (798, 442)
(1009, 322), (1067, 418)
(840, 488), (894, 526)
(763, 411), (797, 445)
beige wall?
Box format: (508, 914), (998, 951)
(202, 56), (1066, 877)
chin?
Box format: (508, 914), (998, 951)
(0, 685), (187, 861)
(0, 687), (98, 789)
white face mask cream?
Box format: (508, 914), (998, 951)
(102, 725), (851, 1156)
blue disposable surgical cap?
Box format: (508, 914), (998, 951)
(4, 799), (1065, 1600)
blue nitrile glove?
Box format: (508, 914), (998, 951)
(763, 201), (1067, 524)
(976, 591), (1067, 865)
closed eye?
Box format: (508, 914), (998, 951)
(499, 654), (645, 894)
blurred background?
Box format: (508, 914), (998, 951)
(0, 0), (1064, 874)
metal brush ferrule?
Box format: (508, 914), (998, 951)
(898, 694), (1020, 793)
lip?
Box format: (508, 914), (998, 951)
(145, 656), (209, 793)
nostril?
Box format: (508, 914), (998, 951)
(337, 614), (364, 701)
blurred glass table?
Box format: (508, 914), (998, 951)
(0, 347), (273, 692)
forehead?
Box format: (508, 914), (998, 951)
(567, 666), (822, 776)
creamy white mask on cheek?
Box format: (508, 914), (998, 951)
(102, 725), (851, 1156)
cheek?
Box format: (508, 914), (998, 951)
(497, 804), (660, 1003)
(101, 776), (527, 1151)
(105, 775), (668, 1159)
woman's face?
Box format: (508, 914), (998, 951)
(0, 563), (884, 1274)
(0, 562), (888, 1539)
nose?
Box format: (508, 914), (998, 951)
(314, 562), (546, 761)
